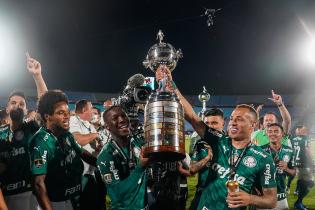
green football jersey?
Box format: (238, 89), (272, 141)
(191, 139), (212, 190)
(261, 144), (294, 200)
(97, 137), (147, 210)
(29, 127), (84, 202)
(197, 128), (277, 210)
(190, 139), (212, 210)
(291, 135), (311, 168)
(0, 121), (39, 196)
(252, 129), (291, 147)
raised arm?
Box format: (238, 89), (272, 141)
(268, 90), (291, 134)
(26, 52), (48, 98)
(155, 66), (207, 138)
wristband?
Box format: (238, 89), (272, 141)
(277, 103), (283, 107)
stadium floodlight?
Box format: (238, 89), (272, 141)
(0, 14), (26, 82)
(297, 18), (315, 69)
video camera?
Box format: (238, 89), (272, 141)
(112, 74), (155, 122)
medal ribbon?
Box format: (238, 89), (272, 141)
(111, 140), (135, 170)
(229, 140), (252, 180)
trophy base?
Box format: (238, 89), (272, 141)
(144, 146), (185, 162)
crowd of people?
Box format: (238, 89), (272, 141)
(0, 56), (314, 210)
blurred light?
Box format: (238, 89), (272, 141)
(299, 38), (315, 66)
(298, 18), (315, 69)
(0, 14), (25, 80)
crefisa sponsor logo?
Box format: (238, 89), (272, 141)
(264, 164), (272, 184)
(211, 163), (246, 184)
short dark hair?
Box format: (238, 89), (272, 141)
(27, 109), (36, 115)
(75, 99), (90, 113)
(37, 90), (69, 122)
(103, 105), (124, 125)
(236, 104), (258, 122)
(204, 108), (224, 118)
(259, 116), (264, 126)
(8, 91), (26, 102)
(93, 107), (101, 115)
(267, 123), (284, 132)
(264, 112), (279, 122)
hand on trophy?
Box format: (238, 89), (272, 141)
(155, 65), (176, 91)
(155, 65), (173, 82)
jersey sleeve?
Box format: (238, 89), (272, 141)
(97, 150), (146, 201)
(68, 133), (83, 155)
(191, 140), (209, 162)
(30, 134), (50, 175)
(258, 155), (277, 189)
(202, 126), (223, 149)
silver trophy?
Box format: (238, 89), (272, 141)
(143, 30), (185, 161)
(143, 30), (183, 73)
(198, 86), (210, 120)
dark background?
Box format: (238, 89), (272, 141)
(1, 0), (315, 95)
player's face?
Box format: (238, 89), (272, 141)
(263, 114), (277, 129)
(296, 126), (309, 136)
(228, 108), (255, 141)
(6, 96), (27, 115)
(48, 102), (70, 131)
(105, 108), (130, 138)
(266, 125), (283, 144)
(204, 115), (224, 131)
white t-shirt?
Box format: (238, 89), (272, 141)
(69, 115), (97, 175)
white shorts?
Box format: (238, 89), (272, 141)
(4, 191), (38, 210)
(256, 198), (289, 210)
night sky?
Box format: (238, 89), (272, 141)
(1, 0), (315, 96)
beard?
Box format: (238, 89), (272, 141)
(10, 108), (25, 123)
(51, 122), (68, 135)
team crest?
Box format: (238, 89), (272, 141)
(103, 173), (112, 184)
(243, 156), (257, 168)
(283, 155), (290, 163)
(34, 159), (44, 168)
(14, 131), (24, 141)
